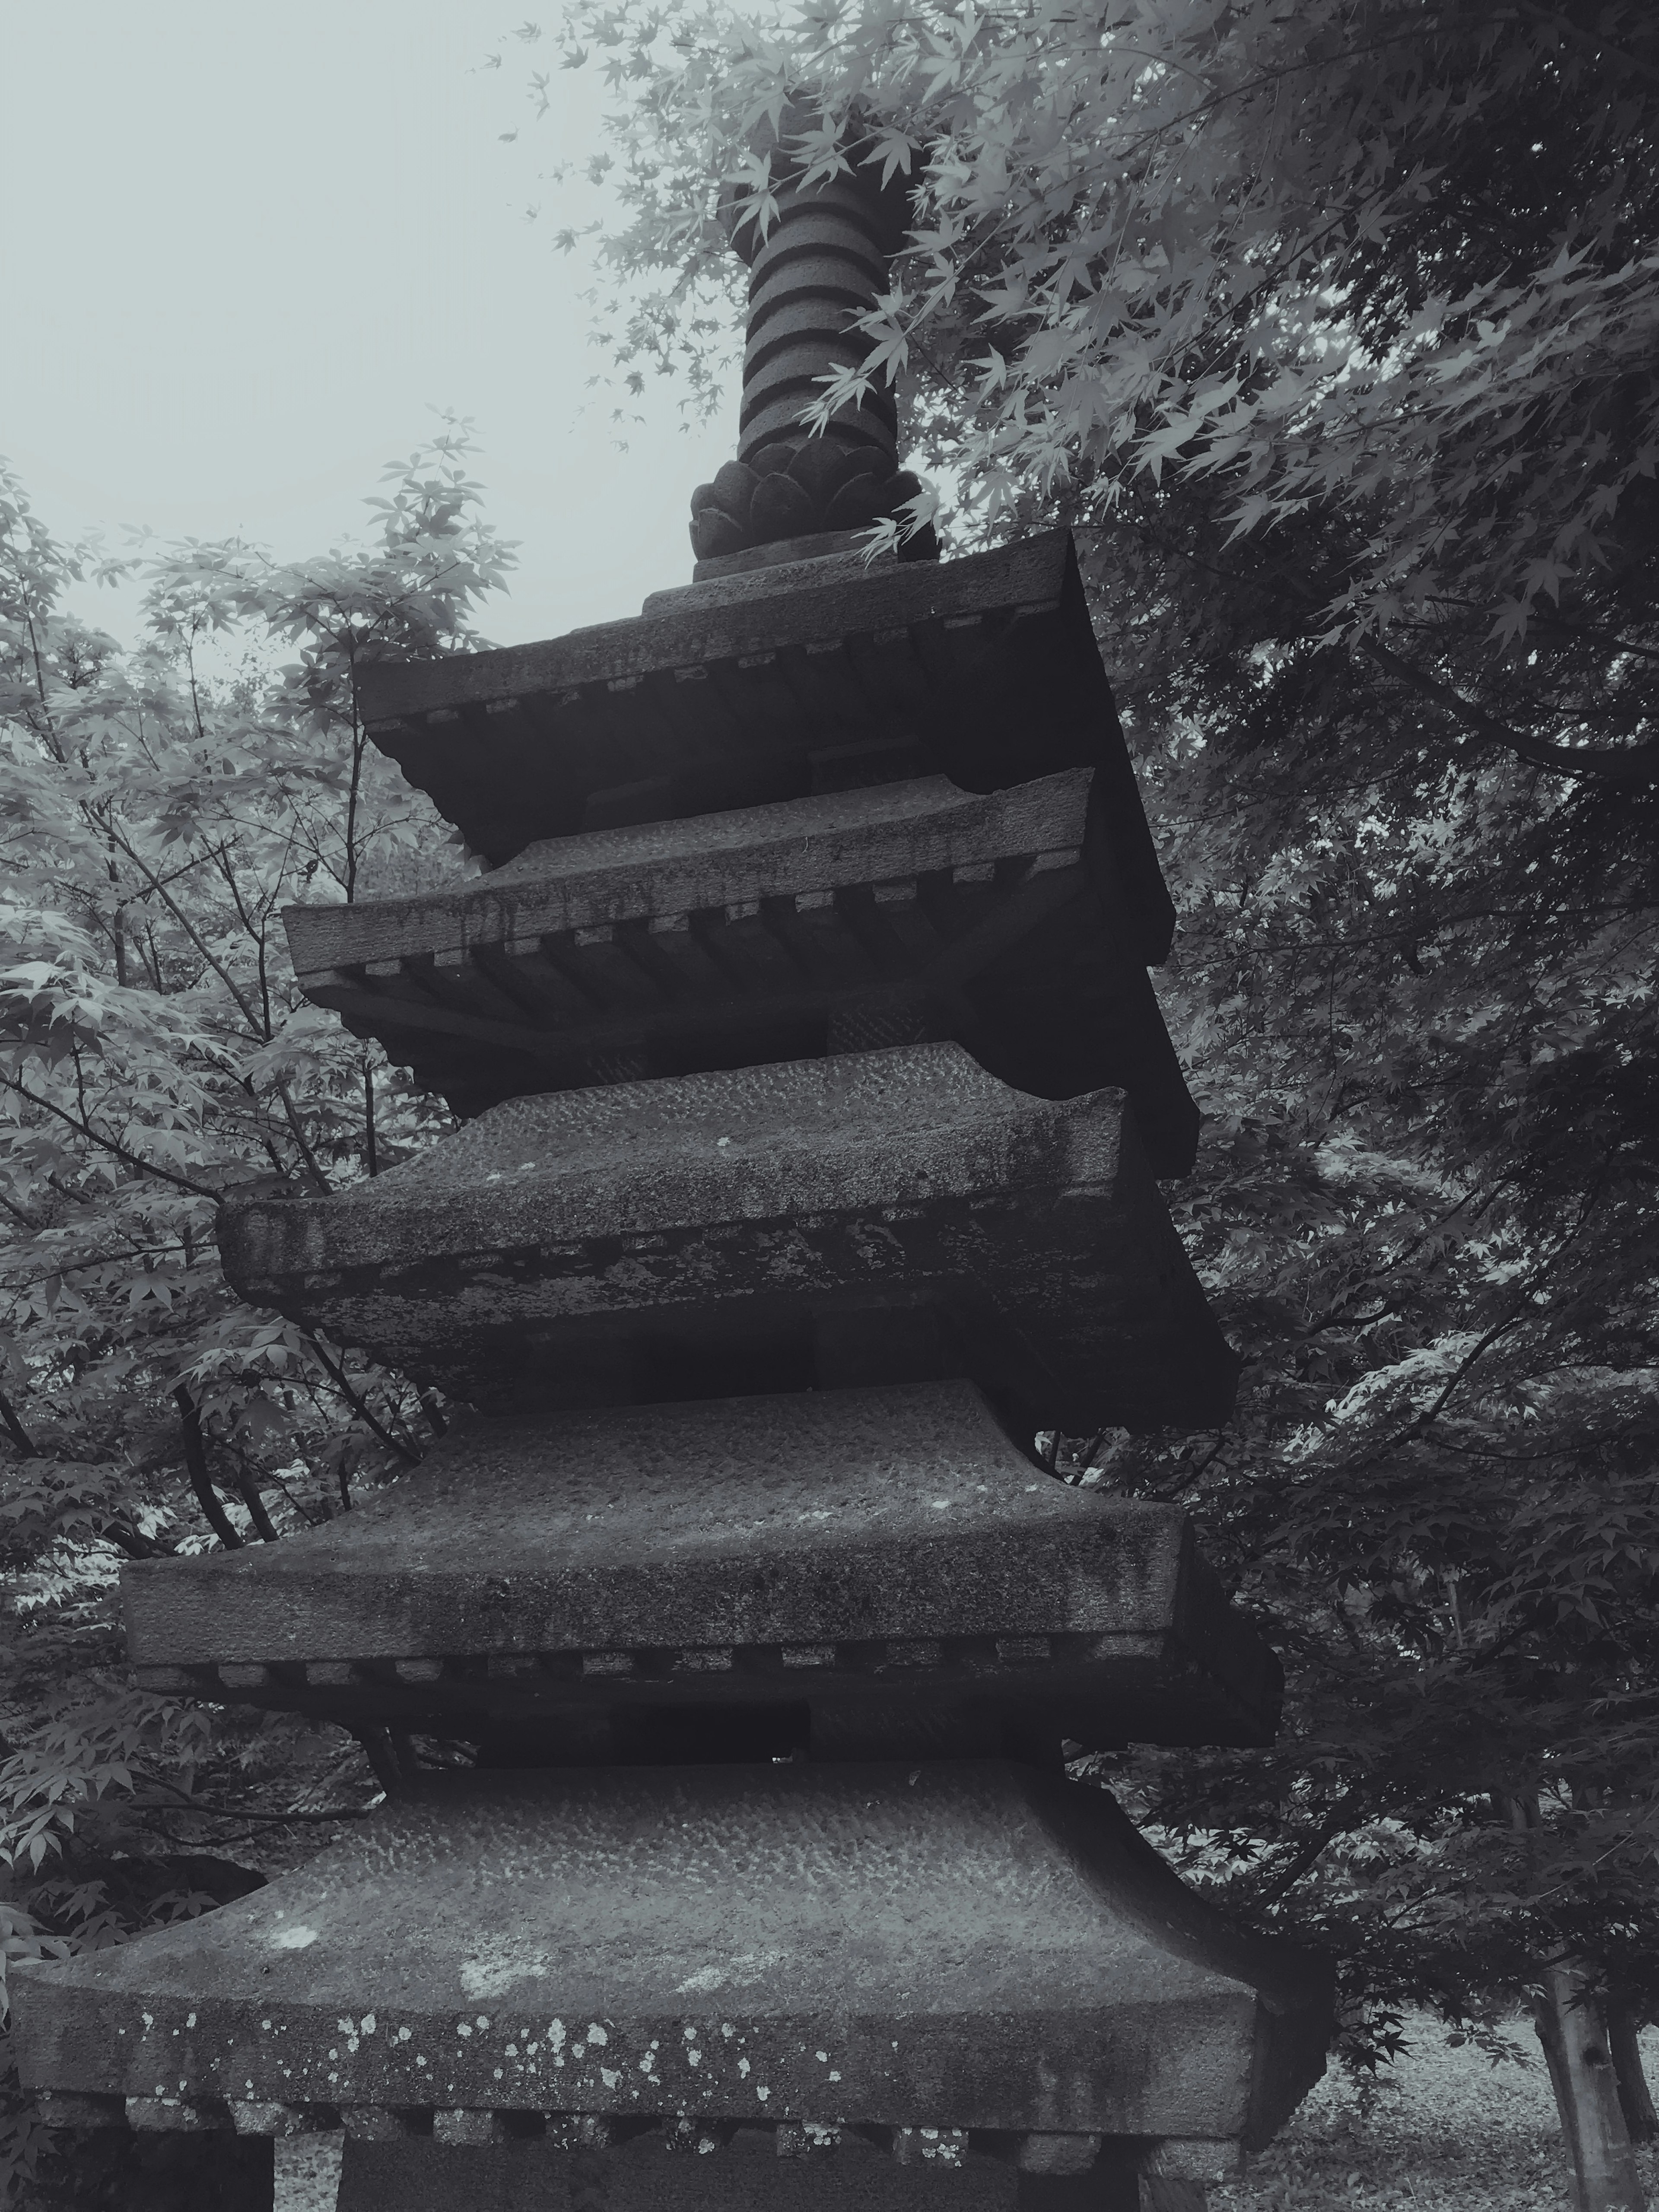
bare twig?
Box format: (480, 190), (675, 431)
(271, 1080), (331, 1195)
(132, 1778), (371, 1826)
(1357, 636), (1659, 790)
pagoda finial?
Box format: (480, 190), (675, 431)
(688, 99), (935, 572)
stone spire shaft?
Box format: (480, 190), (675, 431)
(691, 107), (930, 570)
(735, 166), (900, 471)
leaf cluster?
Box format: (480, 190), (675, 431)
(0, 428), (515, 2197)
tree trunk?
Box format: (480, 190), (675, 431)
(1533, 1961), (1648, 2212)
(1610, 1991), (1659, 2145)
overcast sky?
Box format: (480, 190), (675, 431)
(1, 1), (743, 648)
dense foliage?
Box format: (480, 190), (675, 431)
(1093, 545), (1659, 2070)
(524, 0), (1657, 768)
(0, 430), (511, 2197)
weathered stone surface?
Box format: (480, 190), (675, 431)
(653, 536), (893, 609)
(696, 435), (905, 555)
(283, 772), (1198, 1171)
(13, 1763), (1329, 2142)
(699, 103), (926, 566)
(121, 1382), (1278, 1745)
(722, 133), (914, 267)
(688, 439), (928, 568)
(354, 531), (1174, 963)
(216, 1046), (1237, 1433)
(735, 391), (898, 468)
(36, 2088), (126, 2129)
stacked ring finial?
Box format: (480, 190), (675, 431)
(690, 100), (934, 568)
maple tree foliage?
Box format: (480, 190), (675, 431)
(525, 0), (1659, 783)
(0, 430), (512, 2199)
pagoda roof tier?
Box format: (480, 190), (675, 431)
(286, 770), (1197, 1175)
(123, 1382), (1278, 1749)
(218, 1046), (1238, 1435)
(14, 1762), (1329, 2150)
(354, 531), (1175, 966)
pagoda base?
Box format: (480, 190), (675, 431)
(337, 2125), (1213, 2212)
(15, 1762), (1328, 2150)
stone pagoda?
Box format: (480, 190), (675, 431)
(13, 109), (1331, 2212)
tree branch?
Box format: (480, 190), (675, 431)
(271, 1079), (331, 1195)
(223, 1442), (281, 1543)
(95, 815), (267, 1036)
(0, 1069), (221, 1201)
(1084, 511), (1659, 790)
(302, 1338), (421, 1467)
(1508, 1), (1659, 91)
(349, 1725), (405, 1797)
(0, 1389), (37, 1459)
(362, 1061), (379, 1179)
(100, 1519), (169, 1561)
(1357, 636), (1659, 789)
(0, 1237), (189, 1295)
(1254, 1786), (1371, 1907)
(173, 1385), (243, 1549)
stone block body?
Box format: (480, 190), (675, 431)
(647, 535), (894, 609)
(216, 1046), (1236, 1434)
(331, 2132), (1240, 2212)
(331, 2133), (1119, 2212)
(12, 1764), (1329, 2144)
(121, 1381), (1279, 1749)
